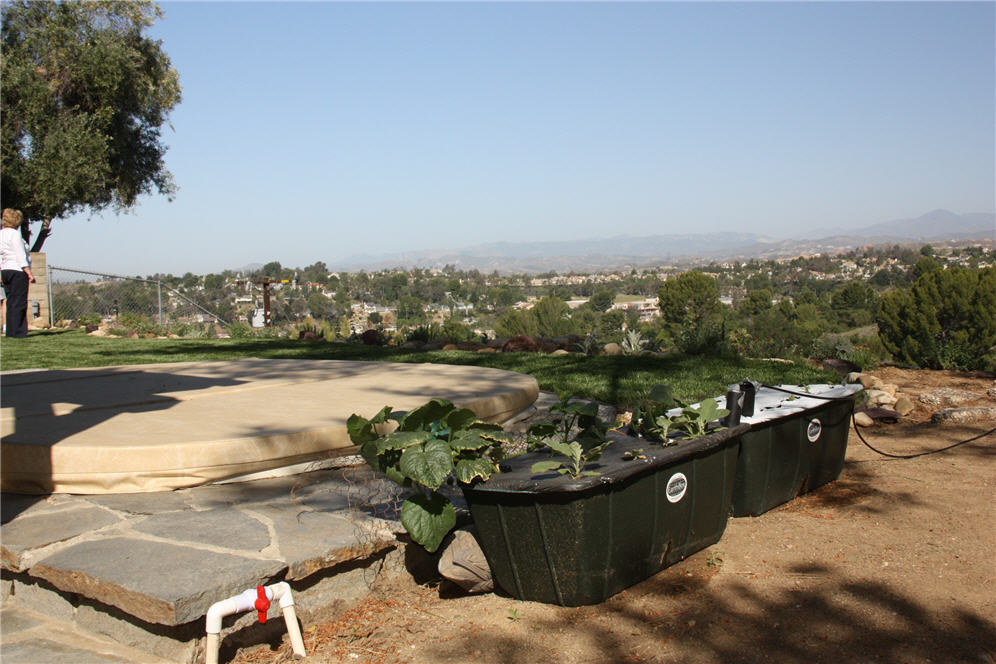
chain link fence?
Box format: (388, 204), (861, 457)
(49, 267), (229, 334)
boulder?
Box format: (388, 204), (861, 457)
(862, 407), (902, 423)
(442, 344), (458, 351)
(823, 358), (860, 375)
(502, 335), (540, 353)
(603, 343), (622, 356)
(931, 407), (996, 424)
(438, 527), (493, 594)
(456, 342), (485, 351)
(853, 412), (875, 427)
(476, 347), (498, 354)
(864, 389), (897, 407)
(858, 374), (882, 389)
(919, 388), (980, 408)
(400, 340), (423, 350)
(551, 349), (569, 356)
(893, 395), (915, 416)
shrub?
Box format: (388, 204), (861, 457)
(877, 266), (995, 370)
(116, 313), (161, 335)
(227, 321), (255, 338)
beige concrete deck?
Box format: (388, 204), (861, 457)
(0, 359), (539, 494)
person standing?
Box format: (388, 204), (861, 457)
(1, 209), (35, 338)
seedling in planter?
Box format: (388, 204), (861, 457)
(527, 394), (613, 478)
(669, 399), (730, 439)
(348, 398), (512, 553)
(530, 438), (614, 478)
(630, 384), (680, 441)
(622, 448), (647, 461)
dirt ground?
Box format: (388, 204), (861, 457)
(234, 369), (996, 664)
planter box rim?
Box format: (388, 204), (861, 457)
(467, 423), (749, 495)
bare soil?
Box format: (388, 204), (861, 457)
(234, 369), (996, 664)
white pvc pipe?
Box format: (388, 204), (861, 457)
(204, 581), (306, 664)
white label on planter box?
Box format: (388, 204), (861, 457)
(666, 472), (688, 503)
(807, 418), (823, 442)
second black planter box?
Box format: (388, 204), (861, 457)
(461, 424), (749, 606)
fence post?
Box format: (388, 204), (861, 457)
(47, 271), (55, 327)
(157, 281), (163, 328)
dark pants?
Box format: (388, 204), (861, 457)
(2, 269), (29, 337)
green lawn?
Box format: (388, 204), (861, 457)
(0, 329), (838, 407)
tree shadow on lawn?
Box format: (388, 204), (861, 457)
(426, 559), (996, 664)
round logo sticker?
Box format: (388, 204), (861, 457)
(665, 472), (688, 503)
(806, 418), (823, 443)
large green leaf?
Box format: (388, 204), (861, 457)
(546, 439), (581, 460)
(399, 439), (453, 489)
(696, 399), (729, 425)
(445, 408), (478, 433)
(400, 398), (454, 432)
(648, 384), (677, 405)
(400, 493), (456, 553)
(531, 460), (564, 474)
(455, 457), (495, 483)
(347, 414), (376, 446)
(376, 430), (432, 452)
(347, 406), (395, 445)
(448, 430), (498, 451)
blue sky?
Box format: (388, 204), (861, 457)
(47, 1), (995, 276)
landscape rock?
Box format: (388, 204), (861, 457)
(502, 335), (540, 353)
(476, 347), (497, 354)
(456, 342), (485, 351)
(400, 340), (423, 350)
(861, 407), (902, 423)
(437, 527), (493, 594)
(919, 388), (980, 407)
(893, 395), (916, 416)
(930, 406), (996, 424)
(858, 374), (883, 389)
(823, 358), (860, 375)
(853, 411), (875, 427)
(442, 344), (458, 351)
(877, 383), (898, 396)
(846, 372), (863, 384)
(864, 389), (898, 407)
(360, 329), (383, 346)
(987, 387), (996, 399)
(603, 343), (622, 356)
(551, 349), (569, 356)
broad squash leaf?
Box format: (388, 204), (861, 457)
(399, 439), (453, 489)
(401, 493), (456, 553)
(531, 460), (563, 474)
(455, 457), (495, 483)
(377, 430), (432, 452)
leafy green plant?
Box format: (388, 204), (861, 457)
(621, 329), (648, 355)
(573, 332), (600, 356)
(348, 398), (511, 553)
(530, 438), (614, 478)
(630, 384), (729, 442)
(669, 398), (729, 438)
(630, 384), (680, 442)
(526, 393), (610, 452)
(527, 393), (613, 478)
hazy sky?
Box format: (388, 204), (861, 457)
(44, 1), (996, 277)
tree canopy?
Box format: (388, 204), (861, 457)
(1, 0), (181, 250)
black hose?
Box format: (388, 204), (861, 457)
(759, 383), (996, 459)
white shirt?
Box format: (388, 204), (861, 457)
(0, 227), (31, 271)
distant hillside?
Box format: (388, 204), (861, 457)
(328, 210), (994, 274)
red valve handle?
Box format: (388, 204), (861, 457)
(254, 585), (270, 623)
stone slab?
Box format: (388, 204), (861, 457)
(30, 538), (285, 625)
(1, 506), (122, 571)
(133, 509), (271, 552)
(2, 359), (538, 494)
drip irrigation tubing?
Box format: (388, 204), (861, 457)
(760, 384), (996, 460)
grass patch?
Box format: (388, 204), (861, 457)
(0, 329), (837, 407)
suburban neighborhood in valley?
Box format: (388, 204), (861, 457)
(46, 236), (995, 370)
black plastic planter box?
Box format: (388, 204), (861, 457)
(726, 384), (861, 517)
(461, 424), (749, 606)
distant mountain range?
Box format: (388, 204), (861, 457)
(326, 209), (994, 274)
